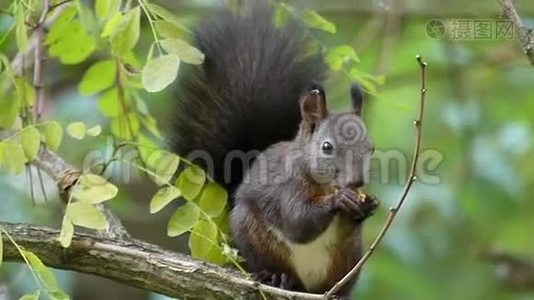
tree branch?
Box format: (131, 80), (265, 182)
(32, 146), (130, 240)
(0, 222), (324, 300)
(8, 1), (130, 239)
(11, 2), (71, 74)
(498, 0), (534, 65)
(486, 252), (534, 290)
(12, 0), (130, 240)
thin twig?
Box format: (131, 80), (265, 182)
(11, 2), (71, 74)
(38, 0), (51, 24)
(33, 0), (49, 121)
(26, 165), (36, 206)
(324, 55), (427, 299)
(115, 58), (135, 139)
(498, 0), (534, 65)
(36, 166), (49, 203)
(48, 0), (72, 11)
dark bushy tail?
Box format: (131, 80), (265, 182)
(170, 3), (326, 192)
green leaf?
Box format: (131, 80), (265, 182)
(47, 19), (96, 65)
(213, 207), (230, 235)
(45, 6), (77, 45)
(155, 20), (187, 39)
(160, 39), (204, 65)
(110, 113), (140, 140)
(301, 10), (336, 33)
(189, 219), (218, 259)
(21, 126), (41, 161)
(66, 202), (109, 230)
(176, 165), (205, 201)
(95, 0), (121, 20)
(274, 3), (290, 28)
(66, 122), (86, 139)
(122, 50), (142, 70)
(72, 174), (118, 204)
(16, 9), (28, 51)
(367, 74), (386, 85)
(140, 115), (162, 139)
(98, 88), (120, 117)
(204, 243), (229, 265)
(19, 290), (41, 300)
(167, 201), (200, 237)
(57, 216), (74, 248)
(95, 0), (108, 20)
(325, 45), (359, 71)
(0, 53), (11, 73)
(349, 68), (378, 95)
(147, 4), (180, 24)
(141, 54), (180, 92)
(101, 12), (122, 38)
(150, 186), (182, 214)
(2, 140), (25, 174)
(0, 96), (20, 129)
(198, 182), (227, 217)
(137, 133), (160, 164)
(47, 290), (70, 300)
(79, 60), (117, 96)
(86, 125), (102, 137)
(15, 76), (35, 107)
(152, 153), (180, 186)
(76, 0), (97, 35)
(24, 250), (60, 292)
(331, 45), (359, 62)
(111, 6), (140, 56)
(325, 54), (343, 71)
(43, 121), (63, 151)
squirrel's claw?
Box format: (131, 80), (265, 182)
(335, 189), (379, 222)
(254, 270), (302, 291)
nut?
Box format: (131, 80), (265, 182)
(355, 190), (366, 203)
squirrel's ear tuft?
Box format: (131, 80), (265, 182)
(299, 86), (328, 134)
(308, 82), (326, 97)
(351, 83), (364, 115)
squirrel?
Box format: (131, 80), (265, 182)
(170, 1), (379, 297)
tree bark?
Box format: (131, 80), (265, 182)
(0, 222), (324, 300)
(498, 0), (534, 65)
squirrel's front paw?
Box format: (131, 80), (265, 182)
(334, 189), (379, 222)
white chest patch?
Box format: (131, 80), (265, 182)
(272, 216), (341, 292)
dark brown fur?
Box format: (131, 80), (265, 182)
(231, 88), (379, 296)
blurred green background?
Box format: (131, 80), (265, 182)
(1, 0), (534, 299)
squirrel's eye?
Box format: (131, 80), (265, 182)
(321, 141), (334, 154)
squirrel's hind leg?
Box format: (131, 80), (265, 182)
(254, 270), (303, 291)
